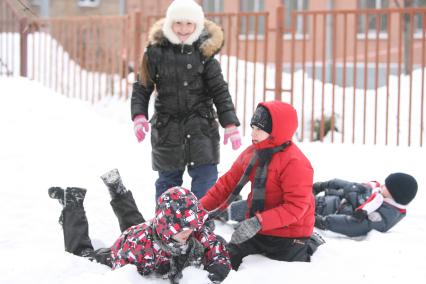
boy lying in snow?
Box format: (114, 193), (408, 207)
(313, 173), (418, 237)
(220, 172), (417, 241)
(48, 169), (231, 284)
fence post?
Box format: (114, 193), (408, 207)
(19, 17), (28, 77)
(274, 6), (284, 101)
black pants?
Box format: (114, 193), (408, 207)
(62, 191), (145, 266)
(227, 234), (310, 270)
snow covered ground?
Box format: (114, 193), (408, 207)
(0, 76), (425, 284)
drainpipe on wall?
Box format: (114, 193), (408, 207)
(119, 0), (126, 15)
(40, 0), (49, 18)
(325, 0), (334, 82)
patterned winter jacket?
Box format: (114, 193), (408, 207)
(110, 187), (231, 280)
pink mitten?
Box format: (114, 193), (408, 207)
(224, 125), (242, 150)
(133, 114), (149, 143)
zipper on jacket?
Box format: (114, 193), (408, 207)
(184, 133), (191, 166)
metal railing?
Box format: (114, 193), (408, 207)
(0, 0), (29, 77)
(27, 15), (132, 102)
(276, 7), (426, 146)
(1, 1), (425, 147)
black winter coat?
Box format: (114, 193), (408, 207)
(131, 19), (240, 171)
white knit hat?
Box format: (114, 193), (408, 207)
(162, 0), (205, 45)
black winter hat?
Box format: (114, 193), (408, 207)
(250, 105), (272, 134)
(385, 173), (418, 205)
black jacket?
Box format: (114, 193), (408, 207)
(131, 19), (240, 171)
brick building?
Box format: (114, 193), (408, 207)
(25, 0), (426, 88)
(28, 0), (125, 17)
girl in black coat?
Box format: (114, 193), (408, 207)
(131, 0), (241, 200)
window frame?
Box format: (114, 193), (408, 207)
(357, 0), (390, 38)
(413, 0), (426, 38)
(77, 0), (101, 8)
(203, 0), (224, 14)
(283, 0), (309, 36)
(239, 0), (265, 37)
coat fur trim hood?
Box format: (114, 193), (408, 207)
(162, 0), (204, 45)
(147, 18), (225, 58)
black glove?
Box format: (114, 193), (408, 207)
(230, 216), (261, 244)
(186, 238), (205, 267)
(206, 263), (230, 283)
(352, 209), (368, 222)
(314, 214), (328, 230)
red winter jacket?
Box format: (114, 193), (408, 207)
(201, 101), (315, 238)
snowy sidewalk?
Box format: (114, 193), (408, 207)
(0, 77), (425, 284)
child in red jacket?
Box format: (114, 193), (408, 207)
(48, 169), (231, 283)
(201, 101), (317, 270)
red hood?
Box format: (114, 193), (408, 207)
(254, 101), (298, 149)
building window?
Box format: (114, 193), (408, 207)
(203, 0), (224, 25)
(413, 0), (426, 34)
(203, 0), (224, 13)
(283, 0), (309, 35)
(239, 0), (265, 35)
(357, 0), (389, 35)
(78, 0), (101, 8)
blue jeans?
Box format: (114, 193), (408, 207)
(155, 164), (218, 201)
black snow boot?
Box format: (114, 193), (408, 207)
(100, 168), (128, 199)
(314, 214), (328, 230)
(48, 186), (65, 206)
(64, 187), (87, 208)
(48, 186), (66, 225)
(307, 232), (326, 256)
(312, 182), (326, 195)
(62, 192), (92, 256)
